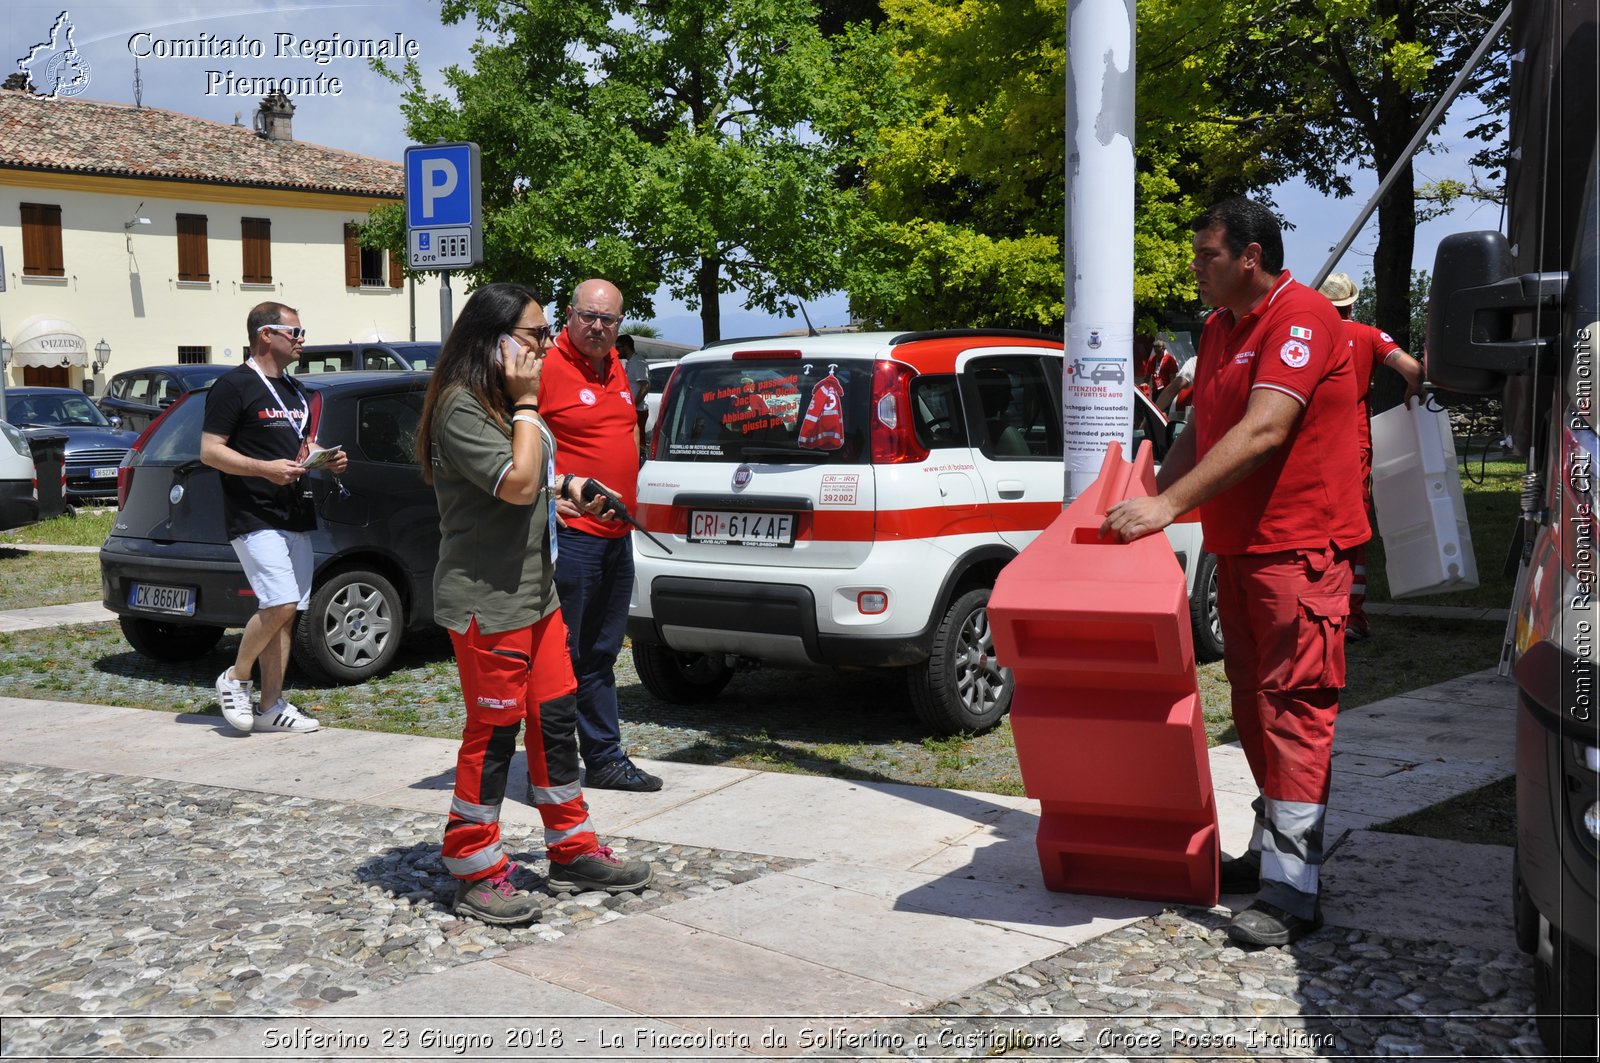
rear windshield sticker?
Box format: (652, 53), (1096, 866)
(820, 473), (858, 505)
(701, 374), (802, 436)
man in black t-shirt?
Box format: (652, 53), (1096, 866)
(200, 302), (347, 735)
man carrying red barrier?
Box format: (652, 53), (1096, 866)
(1102, 197), (1365, 947)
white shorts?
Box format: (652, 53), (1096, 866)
(231, 528), (313, 610)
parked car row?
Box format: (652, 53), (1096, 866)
(3, 387), (138, 503)
(94, 332), (1220, 737)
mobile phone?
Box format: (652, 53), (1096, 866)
(498, 334), (522, 366)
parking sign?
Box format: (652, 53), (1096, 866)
(405, 142), (482, 270)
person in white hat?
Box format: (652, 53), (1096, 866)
(1318, 272), (1425, 640)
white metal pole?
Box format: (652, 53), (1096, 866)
(1063, 0), (1137, 501)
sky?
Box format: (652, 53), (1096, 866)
(3, 0), (1505, 347)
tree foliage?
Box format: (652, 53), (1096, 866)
(373, 0), (857, 343)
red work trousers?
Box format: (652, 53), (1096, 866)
(1216, 545), (1352, 919)
(441, 612), (596, 882)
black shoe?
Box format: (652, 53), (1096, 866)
(1226, 900), (1323, 947)
(586, 757), (663, 792)
(547, 845), (654, 894)
(1219, 850), (1261, 894)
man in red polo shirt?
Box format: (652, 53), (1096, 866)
(1102, 197), (1365, 946)
(1318, 272), (1425, 640)
(542, 278), (662, 792)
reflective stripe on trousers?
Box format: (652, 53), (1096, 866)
(1217, 547), (1351, 920)
(443, 614), (596, 881)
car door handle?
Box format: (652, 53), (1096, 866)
(995, 480), (1025, 499)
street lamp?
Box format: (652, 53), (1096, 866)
(93, 338), (112, 374)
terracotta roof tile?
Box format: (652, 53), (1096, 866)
(0, 91), (401, 198)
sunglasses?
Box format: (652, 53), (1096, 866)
(259, 324), (306, 340)
(513, 324), (554, 344)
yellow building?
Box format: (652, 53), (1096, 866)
(0, 87), (433, 392)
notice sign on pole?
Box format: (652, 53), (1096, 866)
(405, 142), (483, 270)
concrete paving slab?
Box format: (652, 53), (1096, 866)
(1320, 830), (1518, 951)
(0, 695), (130, 738)
(1325, 758), (1511, 824)
(1333, 699), (1513, 768)
(788, 860), (1159, 946)
(622, 771), (1019, 869)
(561, 760), (761, 832)
(906, 804), (1042, 882)
(654, 869), (1073, 999)
(500, 912), (924, 1056)
(1400, 670), (1517, 709)
(0, 600), (115, 631)
(0, 708), (237, 775)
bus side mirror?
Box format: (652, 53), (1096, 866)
(1425, 230), (1566, 394)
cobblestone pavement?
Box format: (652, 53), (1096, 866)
(821, 911), (1543, 1060)
(0, 763), (801, 1059)
(2, 760), (1547, 1061)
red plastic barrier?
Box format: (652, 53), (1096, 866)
(989, 441), (1219, 906)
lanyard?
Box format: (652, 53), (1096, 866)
(246, 357), (307, 440)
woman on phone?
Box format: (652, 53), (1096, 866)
(415, 282), (652, 925)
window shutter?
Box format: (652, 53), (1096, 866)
(21, 203), (65, 277)
(177, 214), (209, 282)
(241, 218), (271, 284)
(388, 248), (404, 288)
(343, 224), (361, 287)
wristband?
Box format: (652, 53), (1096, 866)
(560, 473), (576, 500)
(513, 403), (539, 412)
(512, 413), (540, 427)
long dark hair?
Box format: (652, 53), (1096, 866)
(415, 282), (539, 482)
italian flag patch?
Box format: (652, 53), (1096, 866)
(1289, 326), (1313, 339)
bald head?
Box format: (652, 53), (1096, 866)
(566, 278), (625, 363)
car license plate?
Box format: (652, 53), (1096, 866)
(688, 510), (795, 547)
(128, 582), (196, 616)
(92, 466), (118, 479)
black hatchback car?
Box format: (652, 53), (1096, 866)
(4, 387), (139, 502)
(100, 372), (441, 684)
(98, 363), (231, 433)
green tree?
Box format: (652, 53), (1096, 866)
(375, 0), (857, 344)
(1181, 0), (1507, 351)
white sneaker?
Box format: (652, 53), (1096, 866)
(254, 698), (320, 733)
(215, 669), (255, 734)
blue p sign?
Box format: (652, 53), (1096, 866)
(405, 143), (479, 229)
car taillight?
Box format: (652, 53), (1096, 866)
(116, 397), (190, 509)
(870, 360), (928, 464)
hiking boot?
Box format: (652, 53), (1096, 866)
(547, 846), (654, 894)
(1219, 850), (1261, 894)
(453, 868), (541, 925)
(1226, 899), (1323, 947)
(253, 698), (320, 733)
(215, 669), (255, 734)
(1346, 625), (1371, 642)
(586, 757), (663, 792)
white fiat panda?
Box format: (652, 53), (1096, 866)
(628, 330), (1218, 735)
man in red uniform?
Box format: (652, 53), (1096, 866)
(1318, 273), (1426, 639)
(541, 278), (662, 791)
(1103, 197), (1366, 946)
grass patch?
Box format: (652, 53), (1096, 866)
(1364, 458), (1522, 610)
(2, 508), (116, 547)
(1375, 775), (1517, 847)
(0, 549), (102, 609)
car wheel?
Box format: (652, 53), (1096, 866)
(1535, 927), (1599, 1056)
(294, 568), (402, 684)
(118, 616), (224, 661)
(1190, 551), (1225, 662)
(908, 587), (1012, 735)
(632, 642), (734, 703)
